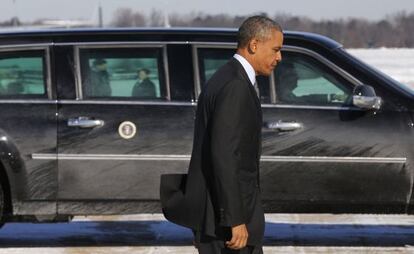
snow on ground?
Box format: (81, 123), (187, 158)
(0, 214), (414, 253)
(347, 48), (414, 88)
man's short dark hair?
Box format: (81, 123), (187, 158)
(237, 16), (283, 48)
(138, 68), (150, 75)
(93, 58), (107, 66)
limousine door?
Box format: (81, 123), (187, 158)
(259, 49), (411, 213)
(194, 45), (411, 213)
(0, 46), (58, 215)
(56, 44), (196, 213)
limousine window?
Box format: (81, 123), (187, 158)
(79, 47), (167, 100)
(0, 50), (46, 97)
(274, 51), (353, 106)
(196, 47), (271, 103)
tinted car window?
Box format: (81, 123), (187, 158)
(0, 50), (47, 98)
(274, 51), (353, 106)
(197, 48), (270, 103)
(79, 47), (167, 100)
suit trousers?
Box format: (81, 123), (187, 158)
(195, 193), (265, 254)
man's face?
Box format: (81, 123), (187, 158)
(138, 70), (147, 80)
(96, 63), (107, 72)
(253, 30), (284, 76)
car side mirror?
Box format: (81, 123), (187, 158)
(352, 84), (382, 110)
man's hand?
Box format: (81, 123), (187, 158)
(225, 224), (248, 250)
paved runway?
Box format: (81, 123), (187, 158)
(0, 214), (413, 253)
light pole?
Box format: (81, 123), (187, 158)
(12, 0), (18, 26)
(162, 0), (170, 28)
(98, 2), (103, 27)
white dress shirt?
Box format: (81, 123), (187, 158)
(233, 54), (256, 86)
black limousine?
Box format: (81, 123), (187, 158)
(0, 28), (412, 226)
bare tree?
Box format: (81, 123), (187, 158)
(104, 9), (414, 48)
(111, 8), (146, 27)
(392, 11), (414, 47)
(149, 9), (164, 27)
(132, 12), (146, 27)
(0, 17), (21, 27)
(111, 8), (134, 27)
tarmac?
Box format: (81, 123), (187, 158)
(0, 213), (413, 253)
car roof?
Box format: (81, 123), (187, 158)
(0, 27), (343, 50)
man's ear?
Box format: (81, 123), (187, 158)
(247, 39), (259, 54)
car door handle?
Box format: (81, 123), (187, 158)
(263, 121), (303, 132)
(67, 117), (105, 128)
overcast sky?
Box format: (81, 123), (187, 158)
(2, 0), (414, 24)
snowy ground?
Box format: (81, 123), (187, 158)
(348, 48), (414, 88)
(0, 214), (414, 253)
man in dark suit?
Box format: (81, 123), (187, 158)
(86, 58), (111, 97)
(132, 68), (156, 98)
(160, 16), (283, 254)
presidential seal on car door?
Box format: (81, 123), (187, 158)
(118, 121), (137, 139)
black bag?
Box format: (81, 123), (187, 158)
(160, 174), (191, 227)
(160, 172), (206, 230)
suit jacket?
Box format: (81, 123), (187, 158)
(132, 78), (156, 98)
(160, 58), (262, 241)
(86, 70), (111, 97)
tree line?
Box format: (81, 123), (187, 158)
(110, 9), (414, 48)
(1, 9), (414, 48)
